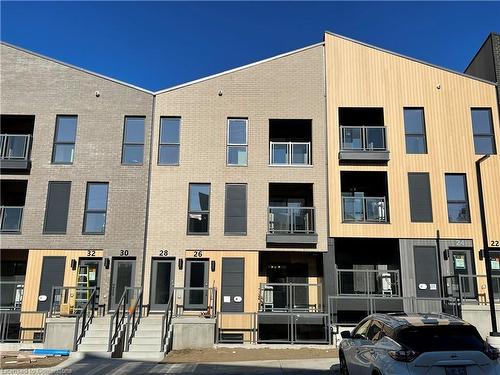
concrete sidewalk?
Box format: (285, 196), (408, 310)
(5, 354), (339, 374)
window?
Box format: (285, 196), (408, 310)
(187, 184), (210, 234)
(52, 116), (77, 164)
(227, 118), (248, 166)
(408, 173), (433, 223)
(471, 109), (496, 155)
(404, 108), (427, 154)
(83, 183), (109, 234)
(159, 117), (180, 165)
(445, 174), (470, 223)
(43, 182), (71, 234)
(352, 319), (371, 339)
(122, 117), (145, 164)
(225, 184), (247, 235)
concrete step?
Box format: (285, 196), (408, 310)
(84, 330), (110, 338)
(128, 343), (162, 352)
(129, 336), (161, 345)
(77, 343), (109, 352)
(80, 336), (110, 345)
(122, 351), (164, 361)
(75, 351), (113, 358)
(134, 329), (162, 338)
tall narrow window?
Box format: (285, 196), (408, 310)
(187, 184), (210, 234)
(122, 117), (145, 165)
(227, 118), (248, 166)
(159, 117), (180, 165)
(408, 173), (433, 223)
(471, 108), (496, 155)
(83, 183), (109, 234)
(43, 181), (71, 234)
(445, 174), (470, 223)
(404, 108), (427, 154)
(52, 116), (77, 164)
(225, 184), (247, 235)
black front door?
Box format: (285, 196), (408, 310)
(414, 246), (440, 298)
(150, 259), (175, 310)
(37, 257), (66, 312)
(184, 259), (208, 310)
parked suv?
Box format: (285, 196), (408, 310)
(339, 313), (499, 375)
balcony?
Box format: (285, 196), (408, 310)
(267, 206), (317, 244)
(339, 126), (389, 161)
(270, 142), (311, 166)
(0, 206), (23, 233)
(342, 196), (387, 223)
(0, 134), (31, 170)
(337, 269), (400, 296)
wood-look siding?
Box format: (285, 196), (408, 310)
(325, 33), (500, 277)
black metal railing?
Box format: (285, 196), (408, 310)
(0, 281), (24, 309)
(73, 288), (97, 351)
(0, 311), (46, 343)
(49, 286), (96, 317)
(258, 283), (323, 312)
(108, 287), (141, 356)
(124, 288), (143, 352)
(160, 290), (175, 353)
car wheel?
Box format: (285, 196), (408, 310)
(339, 351), (349, 375)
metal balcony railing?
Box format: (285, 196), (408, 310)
(268, 207), (315, 234)
(342, 196), (387, 223)
(269, 142), (311, 165)
(0, 206), (23, 233)
(0, 134), (31, 160)
(340, 126), (387, 152)
(337, 269), (400, 297)
(258, 283), (323, 312)
(0, 282), (24, 310)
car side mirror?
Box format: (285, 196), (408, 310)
(340, 330), (351, 339)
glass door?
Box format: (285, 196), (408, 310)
(449, 249), (476, 299)
(150, 259), (175, 310)
(110, 259), (135, 310)
(490, 251), (500, 300)
(184, 259), (208, 310)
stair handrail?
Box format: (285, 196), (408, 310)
(72, 287), (97, 351)
(124, 288), (144, 351)
(108, 287), (130, 353)
(160, 290), (175, 353)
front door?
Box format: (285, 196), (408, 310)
(490, 251), (500, 300)
(184, 259), (208, 310)
(221, 258), (244, 312)
(110, 259), (135, 310)
(37, 257), (66, 312)
(449, 249), (476, 299)
(150, 259), (175, 310)
(79, 258), (102, 302)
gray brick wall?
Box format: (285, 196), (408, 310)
(0, 43), (154, 301)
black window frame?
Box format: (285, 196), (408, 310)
(227, 117), (248, 166)
(83, 182), (109, 235)
(158, 116), (181, 166)
(403, 108), (428, 154)
(471, 108), (496, 155)
(187, 183), (211, 235)
(121, 116), (146, 165)
(43, 181), (72, 234)
(444, 173), (471, 223)
(52, 115), (78, 164)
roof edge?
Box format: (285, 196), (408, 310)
(154, 42), (324, 95)
(1, 41), (154, 95)
(324, 31), (497, 86)
(463, 33), (495, 75)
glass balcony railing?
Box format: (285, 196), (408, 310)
(0, 282), (24, 309)
(270, 142), (311, 165)
(0, 134), (31, 161)
(340, 126), (386, 151)
(337, 269), (400, 296)
(268, 207), (315, 234)
(0, 206), (23, 233)
(342, 196), (387, 223)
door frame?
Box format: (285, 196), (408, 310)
(184, 258), (209, 310)
(149, 257), (175, 311)
(109, 257), (136, 310)
(448, 248), (477, 299)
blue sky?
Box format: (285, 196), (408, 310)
(1, 2), (499, 91)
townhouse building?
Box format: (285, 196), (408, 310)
(0, 31), (499, 353)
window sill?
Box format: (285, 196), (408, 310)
(268, 164), (314, 168)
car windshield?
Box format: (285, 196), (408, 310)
(397, 325), (484, 353)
